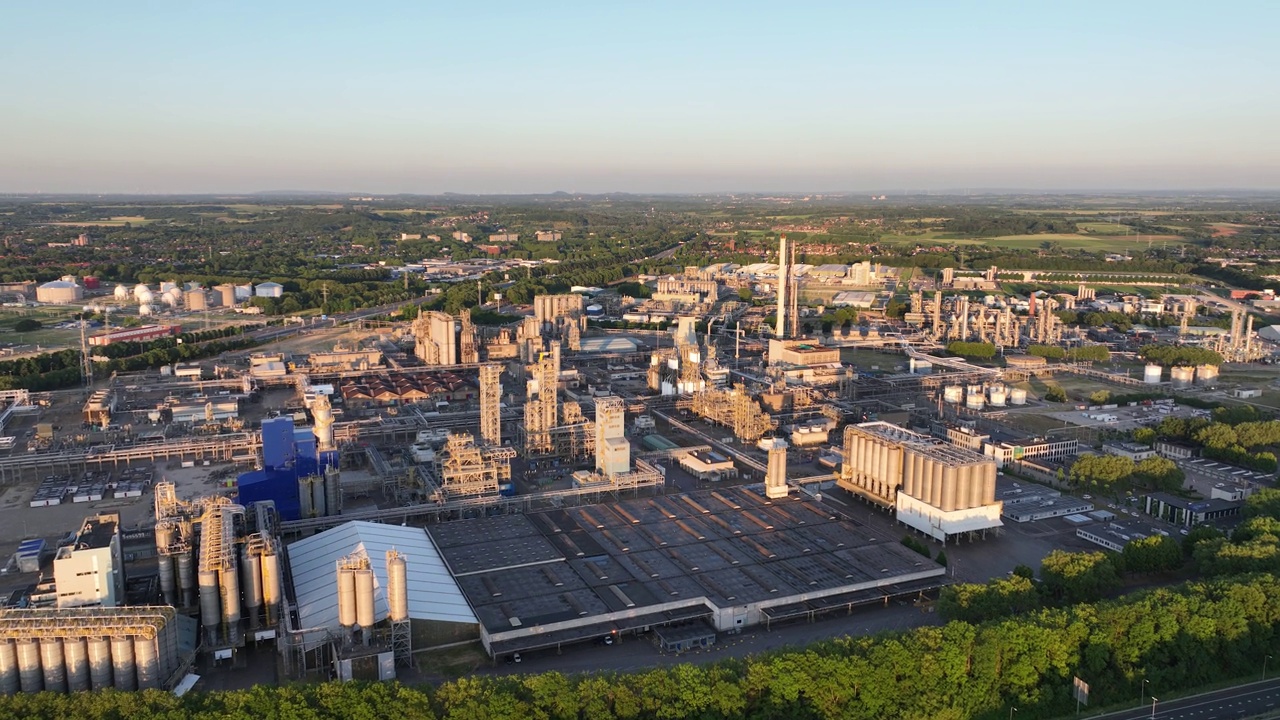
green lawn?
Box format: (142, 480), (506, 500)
(1076, 222), (1134, 235)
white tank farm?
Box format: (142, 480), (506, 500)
(1009, 387), (1028, 405)
(1170, 366), (1194, 388)
(943, 386), (964, 404)
(1143, 364), (1163, 384)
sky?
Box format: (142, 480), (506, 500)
(1, 1), (1277, 194)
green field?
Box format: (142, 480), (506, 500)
(45, 216), (158, 227)
(1076, 222), (1134, 235)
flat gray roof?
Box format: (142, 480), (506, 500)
(429, 487), (944, 642)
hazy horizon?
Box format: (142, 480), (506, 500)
(3, 1), (1277, 194)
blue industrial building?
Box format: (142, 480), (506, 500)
(237, 416), (338, 521)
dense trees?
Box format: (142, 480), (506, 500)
(3, 573), (1278, 719)
(1069, 454), (1135, 491)
(1138, 344), (1224, 367)
(945, 341), (996, 360)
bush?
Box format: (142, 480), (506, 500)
(12, 318), (42, 332)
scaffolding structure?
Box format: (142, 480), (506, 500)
(435, 432), (516, 499)
(684, 384), (777, 443)
(479, 363), (502, 447)
(523, 352), (559, 454)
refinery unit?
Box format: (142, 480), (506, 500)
(3, 230), (1272, 695)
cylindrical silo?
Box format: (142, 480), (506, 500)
(1143, 364), (1163, 384)
(982, 464), (996, 504)
(186, 290), (207, 311)
(355, 568), (376, 630)
(968, 464), (984, 509)
(110, 636), (136, 691)
(64, 638), (88, 692)
(1009, 387), (1028, 405)
(1196, 364), (1219, 385)
(134, 639), (159, 690)
(215, 284), (236, 307)
(241, 550), (263, 630)
(387, 552), (408, 623)
(220, 564), (242, 641)
(930, 460), (943, 508)
(157, 555), (177, 607)
(178, 552), (196, 608)
(324, 469), (341, 518)
(198, 569), (221, 639)
(261, 552), (281, 626)
(39, 638), (65, 693)
(338, 568), (357, 629)
(988, 386), (1007, 407)
(86, 638), (112, 691)
(16, 641), (41, 693)
(298, 477), (315, 519)
(943, 385), (963, 404)
(942, 466), (958, 512)
(0, 640), (18, 695)
(1171, 366), (1194, 388)
(312, 475), (327, 517)
(965, 392), (984, 410)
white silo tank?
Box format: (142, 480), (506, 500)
(113, 285), (130, 301)
(1143, 364), (1163, 384)
(64, 638), (89, 693)
(133, 638), (159, 690)
(1196, 364), (1219, 385)
(132, 283), (149, 299)
(337, 568), (357, 629)
(39, 638), (66, 693)
(162, 289), (181, 307)
(0, 640), (17, 696)
(86, 638), (112, 691)
(138, 303), (154, 317)
(1010, 388), (1028, 405)
(988, 386), (1008, 407)
(16, 640), (40, 693)
(261, 551), (281, 625)
(355, 568), (376, 630)
(387, 551), (408, 623)
(109, 636), (135, 691)
(965, 392), (985, 410)
(1171, 366), (1194, 388)
(943, 386), (964, 404)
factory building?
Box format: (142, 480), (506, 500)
(237, 415), (340, 521)
(595, 396), (630, 477)
(285, 522), (478, 655)
(53, 513), (125, 609)
(432, 487), (946, 659)
(0, 606), (192, 694)
(534, 293), (586, 331)
(839, 422), (1003, 542)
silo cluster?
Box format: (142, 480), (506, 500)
(0, 607), (179, 695)
(900, 446), (997, 513)
(839, 424), (906, 505)
(299, 467), (342, 519)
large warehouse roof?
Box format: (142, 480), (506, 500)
(287, 521), (476, 630)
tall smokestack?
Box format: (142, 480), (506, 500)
(775, 235), (789, 339)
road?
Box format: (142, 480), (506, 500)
(1089, 678), (1280, 720)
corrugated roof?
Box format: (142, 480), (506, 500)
(287, 521), (476, 630)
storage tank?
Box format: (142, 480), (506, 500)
(261, 552), (281, 625)
(298, 476), (315, 519)
(86, 638), (112, 691)
(109, 636), (135, 691)
(1196, 364), (1220, 385)
(16, 640), (40, 693)
(113, 285), (130, 301)
(1171, 366), (1194, 388)
(965, 392), (985, 410)
(387, 551), (408, 623)
(160, 281), (178, 294)
(220, 564), (242, 641)
(988, 386), (1007, 407)
(139, 303), (154, 317)
(64, 638), (89, 693)
(1009, 387), (1028, 405)
(943, 386), (964, 404)
(177, 552), (196, 607)
(161, 289), (181, 308)
(198, 569), (221, 640)
(311, 474), (327, 518)
(137, 289), (155, 305)
(134, 639), (159, 690)
(39, 638), (65, 693)
(186, 290), (208, 311)
(323, 468), (341, 519)
(355, 568), (376, 630)
(132, 284), (150, 300)
(1143, 364), (1163, 384)
(0, 640), (18, 695)
(241, 549), (263, 630)
(337, 568), (357, 628)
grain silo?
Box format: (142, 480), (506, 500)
(1171, 366), (1194, 388)
(1143, 364), (1163, 384)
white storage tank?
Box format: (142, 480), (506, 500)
(988, 386), (1008, 407)
(1009, 387), (1028, 405)
(965, 393), (985, 410)
(1143, 364), (1163, 384)
(109, 636), (136, 691)
(1195, 364), (1220, 385)
(0, 641), (17, 695)
(355, 568), (376, 630)
(113, 285), (130, 301)
(39, 638), (65, 693)
(86, 638), (112, 691)
(943, 386), (964, 404)
(138, 303), (154, 317)
(1171, 366), (1194, 388)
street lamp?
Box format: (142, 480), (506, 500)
(1009, 707), (1017, 720)
(1150, 696), (1158, 719)
(1265, 654), (1273, 680)
(1140, 678), (1149, 705)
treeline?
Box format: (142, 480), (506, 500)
(1026, 344), (1110, 362)
(945, 341), (996, 360)
(1150, 411), (1280, 472)
(943, 213), (1079, 237)
(3, 573), (1279, 719)
(1068, 453), (1184, 492)
(1138, 344), (1224, 367)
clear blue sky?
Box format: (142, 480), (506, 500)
(1, 1), (1276, 193)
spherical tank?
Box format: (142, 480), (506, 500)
(113, 285), (129, 300)
(132, 283), (149, 299)
(137, 289), (155, 305)
(138, 303), (154, 317)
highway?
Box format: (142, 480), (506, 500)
(1088, 678), (1280, 720)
